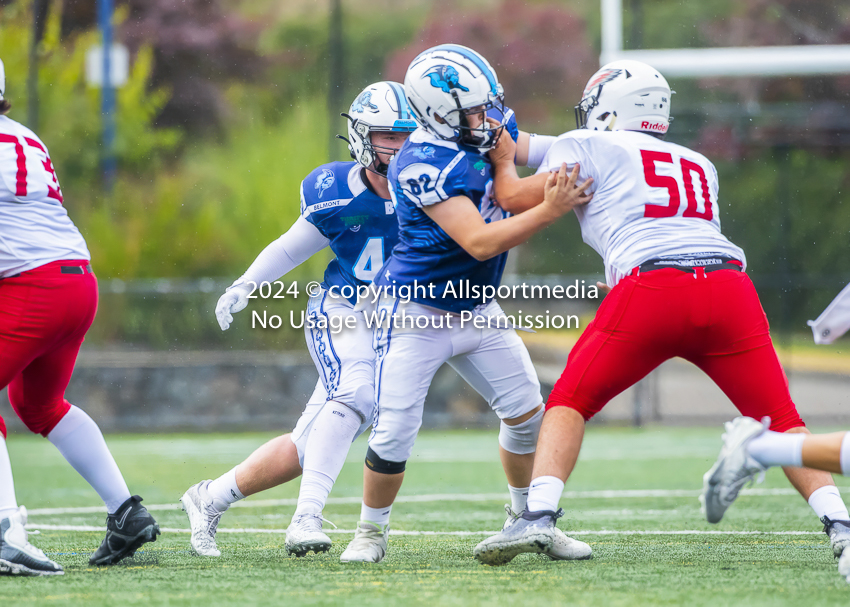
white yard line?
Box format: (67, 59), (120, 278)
(27, 487), (847, 516)
(25, 523), (823, 537)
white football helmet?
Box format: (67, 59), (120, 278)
(575, 60), (672, 136)
(343, 81), (417, 176)
(404, 44), (506, 151)
(0, 57), (5, 101)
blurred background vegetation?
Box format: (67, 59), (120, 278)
(0, 0), (848, 348)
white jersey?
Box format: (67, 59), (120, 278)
(0, 115), (90, 277)
(537, 129), (745, 286)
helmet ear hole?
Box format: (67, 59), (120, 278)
(597, 112), (610, 121)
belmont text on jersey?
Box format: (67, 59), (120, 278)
(300, 161), (401, 303)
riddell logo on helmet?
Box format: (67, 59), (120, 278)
(641, 121), (668, 132)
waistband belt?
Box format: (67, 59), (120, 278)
(630, 256), (743, 277)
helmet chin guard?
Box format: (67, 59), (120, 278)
(404, 44), (506, 152)
(342, 81), (417, 176)
(575, 60), (672, 137)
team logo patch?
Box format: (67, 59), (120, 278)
(343, 214), (368, 232)
(352, 90), (379, 114)
(413, 146), (436, 160)
(473, 159), (487, 175)
(583, 68), (622, 97)
(314, 169), (335, 199)
(424, 65), (469, 93)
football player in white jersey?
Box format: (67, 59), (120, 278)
(180, 82), (418, 558)
(0, 59), (159, 575)
(474, 60), (850, 565)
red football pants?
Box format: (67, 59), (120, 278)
(548, 268), (804, 432)
(0, 260), (97, 438)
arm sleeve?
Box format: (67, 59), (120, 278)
(525, 134), (557, 169)
(239, 215), (330, 285)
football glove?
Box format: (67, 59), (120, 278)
(215, 280), (252, 331)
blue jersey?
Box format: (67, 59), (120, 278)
(377, 110), (518, 313)
(301, 162), (400, 302)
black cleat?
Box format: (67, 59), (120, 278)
(89, 495), (160, 566)
(821, 516), (850, 558)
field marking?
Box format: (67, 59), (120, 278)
(27, 487), (848, 517)
(25, 523), (824, 537)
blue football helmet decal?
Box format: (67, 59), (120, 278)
(424, 65), (470, 93)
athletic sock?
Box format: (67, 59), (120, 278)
(841, 433), (850, 477)
(508, 485), (529, 513)
(526, 476), (565, 513)
(47, 405), (131, 514)
(294, 401), (362, 516)
(808, 486), (850, 521)
(746, 430), (805, 468)
(361, 502), (392, 528)
(0, 436), (18, 520)
(207, 467), (245, 511)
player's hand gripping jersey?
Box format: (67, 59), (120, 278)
(538, 130), (745, 286)
(301, 161), (402, 302)
(377, 110), (519, 313)
(0, 116), (89, 277)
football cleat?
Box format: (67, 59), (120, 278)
(0, 507), (63, 576)
(181, 481), (227, 557)
(700, 416), (769, 524)
(285, 512), (334, 557)
(339, 521), (388, 563)
(474, 508), (591, 566)
(89, 495), (160, 565)
(839, 545), (850, 584)
(821, 516), (850, 559)
(502, 504), (520, 530)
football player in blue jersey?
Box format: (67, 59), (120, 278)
(338, 44), (594, 563)
(180, 82), (417, 558)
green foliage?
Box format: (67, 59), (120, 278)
(82, 98), (331, 280)
(0, 1), (180, 193)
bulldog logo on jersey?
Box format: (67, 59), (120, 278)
(351, 90), (379, 114)
(424, 65), (470, 93)
(314, 169), (335, 199)
(583, 68), (622, 97)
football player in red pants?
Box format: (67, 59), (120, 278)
(473, 60), (850, 565)
(0, 59), (158, 576)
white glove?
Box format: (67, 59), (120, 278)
(215, 281), (252, 331)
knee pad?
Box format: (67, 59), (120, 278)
(499, 407), (544, 455)
(365, 446), (406, 475)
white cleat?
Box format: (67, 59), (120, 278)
(339, 521), (388, 563)
(474, 508), (591, 566)
(839, 547), (850, 584)
(701, 416), (769, 524)
(502, 505), (520, 530)
(0, 507), (64, 576)
(181, 481), (227, 557)
(285, 513), (334, 557)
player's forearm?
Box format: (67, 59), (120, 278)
(461, 203), (560, 261)
(494, 165), (548, 215)
(239, 216), (329, 285)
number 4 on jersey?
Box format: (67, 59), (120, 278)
(641, 149), (711, 220)
(353, 237), (385, 282)
(0, 134), (64, 203)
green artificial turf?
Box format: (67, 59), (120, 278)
(3, 428), (848, 606)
